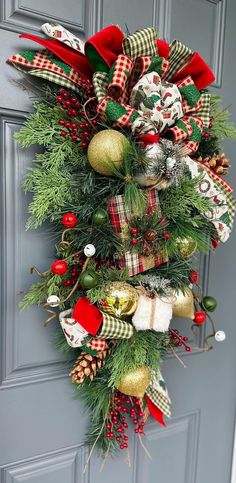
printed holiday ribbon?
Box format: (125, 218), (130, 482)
(7, 25), (214, 154)
(185, 156), (236, 242)
(41, 22), (85, 53)
(59, 308), (88, 348)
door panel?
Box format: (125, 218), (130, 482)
(1, 1), (236, 482)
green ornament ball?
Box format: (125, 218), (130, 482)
(80, 270), (98, 289)
(202, 295), (217, 312)
(92, 207), (108, 226)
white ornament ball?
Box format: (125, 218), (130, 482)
(47, 295), (60, 307)
(215, 330), (226, 342)
(84, 244), (96, 257)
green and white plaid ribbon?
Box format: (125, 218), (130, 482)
(163, 40), (192, 81)
(93, 71), (109, 102)
(97, 313), (134, 339)
(122, 27), (158, 59)
(146, 371), (171, 417)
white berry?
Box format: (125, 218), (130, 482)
(47, 295), (60, 307)
(84, 244), (96, 257)
(215, 330), (226, 342)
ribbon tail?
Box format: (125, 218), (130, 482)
(19, 34), (93, 79)
(145, 395), (166, 427)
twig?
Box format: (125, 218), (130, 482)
(125, 447), (132, 466)
(138, 434), (152, 460)
(100, 442), (111, 472)
(43, 305), (57, 326)
(83, 420), (106, 474)
(170, 346), (187, 368)
(30, 266), (48, 278)
(82, 97), (98, 128)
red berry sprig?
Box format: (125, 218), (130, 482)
(160, 217), (170, 240)
(105, 391), (146, 450)
(169, 329), (191, 352)
(56, 89), (96, 145)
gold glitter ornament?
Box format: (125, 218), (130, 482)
(175, 237), (197, 259)
(100, 282), (138, 317)
(117, 366), (151, 397)
(173, 287), (194, 319)
(87, 129), (130, 176)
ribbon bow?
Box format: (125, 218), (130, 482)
(92, 29), (212, 154)
(8, 24), (214, 155)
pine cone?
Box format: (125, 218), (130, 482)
(69, 348), (111, 384)
(197, 153), (230, 175)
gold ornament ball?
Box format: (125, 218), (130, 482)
(100, 282), (138, 317)
(87, 129), (130, 176)
(173, 287), (194, 320)
(117, 366), (151, 398)
(175, 237), (197, 259)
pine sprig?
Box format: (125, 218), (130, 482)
(106, 330), (170, 389)
(86, 267), (141, 303)
(148, 258), (193, 290)
(210, 95), (236, 140)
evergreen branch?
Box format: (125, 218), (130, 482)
(106, 330), (170, 388)
(210, 94), (236, 140)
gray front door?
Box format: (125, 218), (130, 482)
(1, 1), (236, 482)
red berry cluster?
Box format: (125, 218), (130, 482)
(63, 256), (85, 287)
(57, 88), (80, 116)
(96, 257), (115, 270)
(56, 88), (98, 146)
(169, 329), (191, 352)
(203, 116), (214, 139)
(130, 227), (138, 245)
(160, 217), (170, 240)
(106, 391), (145, 450)
(130, 217), (170, 247)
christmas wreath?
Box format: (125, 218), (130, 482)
(8, 23), (236, 461)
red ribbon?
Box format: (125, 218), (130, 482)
(146, 395), (166, 427)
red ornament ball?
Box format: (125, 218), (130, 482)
(62, 213), (78, 228)
(189, 271), (199, 284)
(164, 232), (170, 239)
(130, 228), (138, 235)
(194, 311), (206, 324)
(131, 238), (138, 245)
(51, 260), (68, 275)
(204, 132), (210, 139)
